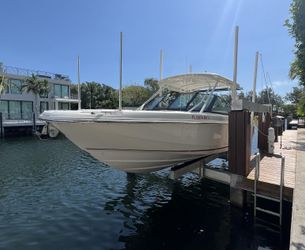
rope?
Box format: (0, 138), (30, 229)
(259, 53), (271, 105)
(253, 124), (269, 137)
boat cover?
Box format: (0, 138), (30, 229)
(159, 73), (240, 93)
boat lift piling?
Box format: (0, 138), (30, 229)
(77, 56), (81, 110)
(0, 112), (4, 138)
(119, 32), (123, 111)
(160, 49), (163, 81)
(169, 26), (289, 221)
(32, 112), (37, 133)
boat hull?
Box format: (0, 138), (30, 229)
(51, 121), (228, 173)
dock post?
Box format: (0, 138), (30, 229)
(0, 112), (3, 138)
(32, 112), (36, 133)
(230, 174), (246, 208)
(228, 110), (251, 176)
(228, 110), (251, 207)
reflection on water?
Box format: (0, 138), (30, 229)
(0, 136), (290, 249)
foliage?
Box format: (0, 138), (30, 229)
(239, 88), (284, 113)
(282, 104), (297, 117)
(80, 82), (118, 109)
(297, 94), (305, 116)
(70, 84), (78, 96)
(77, 78), (159, 109)
(285, 86), (305, 116)
(0, 75), (8, 95)
(144, 78), (159, 94)
(238, 91), (253, 102)
(22, 74), (50, 114)
(239, 88), (283, 106)
(285, 0), (305, 85)
(285, 86), (304, 103)
(22, 74), (49, 96)
(122, 85), (151, 107)
(256, 88), (284, 110)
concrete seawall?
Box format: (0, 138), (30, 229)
(290, 128), (305, 250)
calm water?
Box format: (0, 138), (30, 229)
(0, 136), (291, 250)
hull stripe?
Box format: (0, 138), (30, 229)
(86, 146), (228, 153)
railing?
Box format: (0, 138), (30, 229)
(70, 94), (79, 100)
(0, 65), (71, 82)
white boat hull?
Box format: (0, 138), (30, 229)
(51, 120), (228, 173)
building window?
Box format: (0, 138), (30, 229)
(54, 84), (61, 97)
(54, 84), (69, 98)
(9, 101), (21, 119)
(62, 85), (68, 98)
(0, 100), (8, 119)
(0, 100), (33, 120)
(59, 102), (69, 110)
(9, 79), (23, 94)
(22, 101), (33, 119)
(40, 101), (49, 113)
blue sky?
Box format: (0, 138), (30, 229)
(0, 0), (296, 96)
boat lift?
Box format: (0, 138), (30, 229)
(169, 26), (286, 226)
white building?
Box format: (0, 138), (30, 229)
(0, 62), (79, 121)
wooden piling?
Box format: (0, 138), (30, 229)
(272, 117), (279, 142)
(32, 112), (36, 133)
(0, 112), (3, 138)
(228, 110), (251, 176)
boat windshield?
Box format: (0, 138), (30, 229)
(143, 91), (209, 111)
(142, 89), (232, 114)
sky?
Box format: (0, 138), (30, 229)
(0, 0), (297, 96)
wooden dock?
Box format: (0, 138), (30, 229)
(172, 127), (298, 203)
(235, 129), (297, 201)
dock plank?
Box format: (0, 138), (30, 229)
(247, 129), (297, 190)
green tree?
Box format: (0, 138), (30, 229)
(297, 95), (305, 116)
(285, 0), (305, 85)
(285, 86), (305, 116)
(144, 78), (159, 94)
(256, 88), (284, 110)
(122, 85), (151, 107)
(238, 90), (254, 102)
(282, 103), (297, 117)
(80, 82), (118, 109)
(81, 82), (101, 109)
(285, 86), (304, 103)
(22, 74), (49, 114)
(70, 84), (78, 96)
(0, 75), (8, 97)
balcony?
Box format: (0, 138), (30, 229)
(0, 63), (71, 82)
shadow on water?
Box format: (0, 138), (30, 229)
(111, 174), (291, 250)
(0, 136), (291, 249)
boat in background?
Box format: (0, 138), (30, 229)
(40, 73), (239, 173)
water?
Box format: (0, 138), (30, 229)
(0, 136), (291, 249)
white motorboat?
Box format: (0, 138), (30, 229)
(40, 73), (238, 173)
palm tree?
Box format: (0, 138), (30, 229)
(0, 74), (8, 98)
(22, 74), (49, 115)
